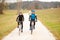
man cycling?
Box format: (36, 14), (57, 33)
(16, 12), (24, 32)
(29, 10), (37, 30)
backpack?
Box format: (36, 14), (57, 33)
(30, 14), (36, 20)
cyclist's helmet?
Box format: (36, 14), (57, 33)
(31, 10), (35, 12)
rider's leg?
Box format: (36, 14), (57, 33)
(33, 21), (35, 29)
(17, 22), (19, 28)
(30, 21), (32, 30)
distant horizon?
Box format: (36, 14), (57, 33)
(0, 0), (60, 3)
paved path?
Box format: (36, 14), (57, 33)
(2, 13), (56, 40)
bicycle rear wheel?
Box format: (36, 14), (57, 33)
(31, 21), (34, 34)
(31, 28), (33, 34)
(31, 25), (33, 34)
(19, 25), (21, 35)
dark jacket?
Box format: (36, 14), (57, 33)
(16, 15), (24, 22)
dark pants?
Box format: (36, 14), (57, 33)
(30, 20), (35, 30)
(18, 21), (23, 30)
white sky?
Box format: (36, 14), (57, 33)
(4, 0), (60, 3)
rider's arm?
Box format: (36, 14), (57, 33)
(35, 15), (37, 22)
(29, 15), (31, 21)
(22, 15), (24, 21)
(16, 16), (19, 22)
(36, 16), (37, 20)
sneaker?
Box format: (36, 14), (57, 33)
(29, 27), (32, 30)
(29, 28), (31, 30)
(21, 29), (23, 32)
(17, 26), (19, 28)
(33, 26), (35, 29)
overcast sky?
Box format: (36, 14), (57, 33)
(4, 0), (60, 3)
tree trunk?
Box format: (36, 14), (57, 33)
(0, 0), (5, 14)
(0, 3), (3, 14)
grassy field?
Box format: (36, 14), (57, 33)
(36, 8), (60, 40)
(0, 10), (29, 40)
(0, 10), (17, 40)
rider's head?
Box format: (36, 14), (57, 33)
(19, 12), (22, 15)
(31, 10), (35, 14)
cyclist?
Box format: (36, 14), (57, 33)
(16, 12), (24, 32)
(29, 10), (37, 30)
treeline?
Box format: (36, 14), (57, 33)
(4, 1), (60, 10)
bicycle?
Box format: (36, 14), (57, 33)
(18, 21), (22, 35)
(31, 21), (34, 34)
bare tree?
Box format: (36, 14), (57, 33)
(0, 0), (5, 14)
(17, 0), (22, 14)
